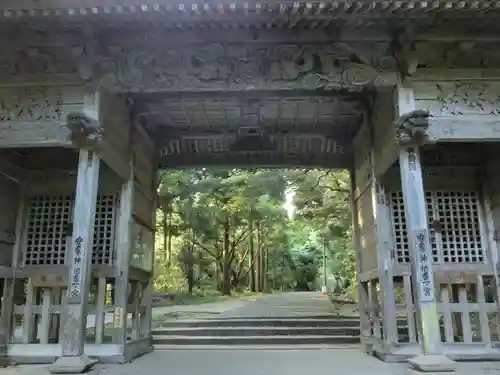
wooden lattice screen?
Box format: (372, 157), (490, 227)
(23, 194), (117, 266)
(390, 190), (484, 264)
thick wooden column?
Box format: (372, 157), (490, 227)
(396, 86), (455, 373)
(112, 163), (134, 348)
(50, 150), (100, 374)
(349, 170), (371, 346)
(370, 174), (397, 352)
(0, 183), (25, 360)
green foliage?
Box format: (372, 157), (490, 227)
(154, 168), (356, 298)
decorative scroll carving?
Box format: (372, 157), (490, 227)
(76, 42), (398, 92)
(160, 134), (345, 157)
(394, 110), (431, 146)
(66, 113), (103, 150)
(437, 83), (500, 116)
(0, 86), (63, 122)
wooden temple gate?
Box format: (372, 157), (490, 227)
(0, 0), (499, 373)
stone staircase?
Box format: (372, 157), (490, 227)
(153, 314), (363, 348)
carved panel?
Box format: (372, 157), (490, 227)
(160, 134), (346, 157)
(414, 82), (500, 117)
(0, 86), (63, 122)
(0, 86), (88, 148)
(0, 40), (397, 92)
(84, 42), (397, 92)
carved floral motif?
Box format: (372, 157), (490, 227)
(437, 83), (500, 116)
(0, 86), (63, 122)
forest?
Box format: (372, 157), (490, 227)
(153, 168), (356, 299)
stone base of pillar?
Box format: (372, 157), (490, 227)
(49, 355), (98, 374)
(407, 354), (456, 373)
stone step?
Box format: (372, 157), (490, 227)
(152, 335), (361, 346)
(155, 318), (362, 328)
(154, 344), (362, 350)
(203, 314), (360, 320)
(153, 326), (361, 337)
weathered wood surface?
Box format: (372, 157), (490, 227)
(397, 85), (441, 355)
(59, 149), (100, 357)
(113, 170), (134, 346)
(384, 166), (481, 191)
(371, 91), (398, 177)
(370, 178), (397, 349)
(99, 92), (132, 180)
(0, 86), (87, 148)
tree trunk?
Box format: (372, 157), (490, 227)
(263, 246), (268, 293)
(162, 206), (168, 263)
(221, 219), (231, 295)
(167, 208), (173, 266)
(249, 220), (256, 292)
(256, 222), (262, 292)
(272, 250), (277, 290)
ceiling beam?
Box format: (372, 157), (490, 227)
(158, 132), (351, 158)
(160, 152), (351, 170)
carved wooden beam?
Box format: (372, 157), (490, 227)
(159, 133), (350, 157)
(161, 152), (351, 169)
(0, 39), (399, 92)
(76, 42), (399, 93)
(427, 117), (500, 143)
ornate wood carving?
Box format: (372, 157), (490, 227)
(66, 113), (104, 150)
(394, 110), (431, 146)
(160, 133), (346, 157)
(0, 86), (63, 122)
(437, 82), (500, 116)
(0, 40), (398, 92)
(77, 42), (398, 92)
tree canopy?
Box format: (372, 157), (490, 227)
(154, 168), (355, 297)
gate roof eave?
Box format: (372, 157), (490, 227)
(1, 0), (500, 32)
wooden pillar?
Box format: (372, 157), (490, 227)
(50, 149), (100, 374)
(0, 183), (25, 358)
(370, 174), (397, 351)
(348, 170), (371, 345)
(396, 86), (455, 372)
(140, 169), (158, 345)
(112, 164), (134, 348)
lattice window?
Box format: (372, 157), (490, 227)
(390, 190), (484, 264)
(24, 194), (117, 266)
(436, 191), (484, 263)
(93, 195), (117, 265)
(25, 195), (73, 266)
